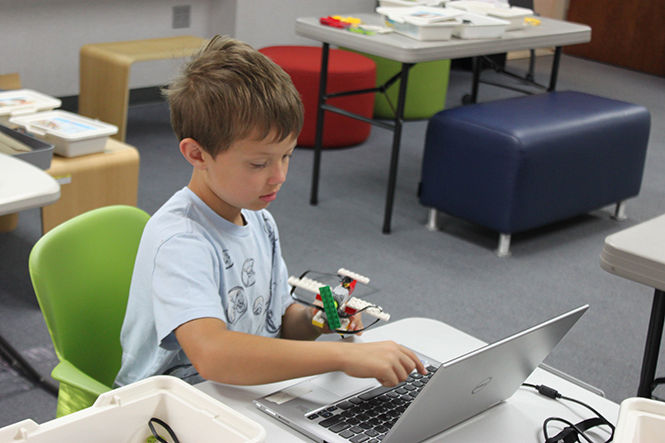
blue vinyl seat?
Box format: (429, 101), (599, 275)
(419, 91), (651, 256)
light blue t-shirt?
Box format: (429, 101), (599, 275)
(114, 187), (294, 386)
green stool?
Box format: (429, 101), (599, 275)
(347, 49), (450, 120)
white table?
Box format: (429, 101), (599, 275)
(295, 14), (591, 234)
(601, 214), (665, 398)
(197, 317), (617, 442)
(0, 152), (60, 216)
(0, 152), (60, 396)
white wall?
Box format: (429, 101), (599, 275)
(1, 0), (375, 97)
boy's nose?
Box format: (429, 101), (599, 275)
(269, 162), (287, 184)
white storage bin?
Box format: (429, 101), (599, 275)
(379, 0), (447, 6)
(10, 110), (117, 157)
(377, 6), (462, 40)
(453, 12), (510, 39)
(447, 1), (532, 30)
(0, 376), (266, 443)
(0, 89), (61, 128)
(614, 397), (665, 443)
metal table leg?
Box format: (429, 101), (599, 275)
(637, 289), (665, 398)
(382, 63), (412, 234)
(310, 43), (330, 206)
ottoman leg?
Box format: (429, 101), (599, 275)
(426, 208), (438, 231)
(612, 201), (627, 221)
(497, 234), (511, 258)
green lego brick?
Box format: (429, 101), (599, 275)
(319, 286), (341, 330)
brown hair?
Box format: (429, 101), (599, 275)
(164, 35), (303, 157)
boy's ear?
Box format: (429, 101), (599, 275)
(180, 138), (208, 168)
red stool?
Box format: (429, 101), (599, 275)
(259, 46), (376, 148)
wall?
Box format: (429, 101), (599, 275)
(1, 0), (375, 97)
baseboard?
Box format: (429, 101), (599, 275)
(58, 86), (166, 113)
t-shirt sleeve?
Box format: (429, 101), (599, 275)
(151, 232), (226, 348)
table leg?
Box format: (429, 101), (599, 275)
(547, 46), (562, 92)
(0, 333), (58, 396)
(310, 43), (330, 206)
(382, 63), (413, 234)
(638, 289), (665, 398)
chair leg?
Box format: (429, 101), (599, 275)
(497, 233), (511, 257)
(612, 201), (627, 221)
(426, 208), (438, 231)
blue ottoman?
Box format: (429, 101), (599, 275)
(419, 91), (651, 256)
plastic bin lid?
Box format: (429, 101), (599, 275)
(0, 89), (61, 117)
(10, 110), (117, 141)
(377, 6), (462, 24)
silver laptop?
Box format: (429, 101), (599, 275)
(254, 305), (588, 443)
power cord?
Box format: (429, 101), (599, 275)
(522, 383), (615, 443)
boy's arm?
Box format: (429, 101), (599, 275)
(175, 317), (425, 386)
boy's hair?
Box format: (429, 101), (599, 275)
(164, 35), (304, 157)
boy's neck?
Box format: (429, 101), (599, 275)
(187, 178), (245, 226)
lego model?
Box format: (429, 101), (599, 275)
(288, 268), (390, 334)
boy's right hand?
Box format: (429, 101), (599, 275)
(340, 341), (427, 387)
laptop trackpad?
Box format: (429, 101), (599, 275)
(264, 372), (377, 410)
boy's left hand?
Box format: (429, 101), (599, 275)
(311, 307), (364, 335)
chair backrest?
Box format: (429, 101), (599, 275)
(29, 205), (150, 387)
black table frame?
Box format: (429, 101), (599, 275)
(309, 44), (563, 233)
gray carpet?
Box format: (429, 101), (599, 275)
(1, 53), (664, 429)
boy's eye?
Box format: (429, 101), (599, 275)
(250, 162), (268, 169)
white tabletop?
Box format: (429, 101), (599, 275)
(196, 317), (618, 442)
(295, 14), (591, 63)
(0, 153), (60, 216)
(600, 214), (665, 292)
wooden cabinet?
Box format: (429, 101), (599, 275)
(566, 0), (665, 77)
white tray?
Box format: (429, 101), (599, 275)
(377, 6), (462, 40)
(10, 110), (117, 157)
(0, 89), (61, 127)
(0, 376), (266, 442)
(614, 397), (665, 442)
(448, 1), (532, 30)
(453, 12), (510, 39)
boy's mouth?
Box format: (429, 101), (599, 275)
(260, 192), (277, 202)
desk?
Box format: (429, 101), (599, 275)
(0, 153), (60, 216)
(295, 15), (591, 233)
(0, 153), (60, 395)
(196, 318), (617, 441)
(601, 214), (665, 398)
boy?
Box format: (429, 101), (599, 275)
(114, 35), (424, 388)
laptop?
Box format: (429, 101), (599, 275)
(254, 305), (588, 443)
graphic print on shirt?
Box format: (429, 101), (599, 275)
(242, 258), (256, 287)
(226, 285), (248, 324)
(262, 213), (280, 334)
(222, 249), (234, 269)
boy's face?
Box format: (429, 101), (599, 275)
(189, 131), (297, 225)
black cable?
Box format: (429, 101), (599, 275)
(522, 383), (615, 443)
(148, 417), (180, 443)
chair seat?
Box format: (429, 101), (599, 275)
(259, 46), (376, 148)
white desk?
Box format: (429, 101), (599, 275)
(0, 153), (60, 216)
(601, 214), (665, 398)
(197, 317), (617, 442)
(296, 15), (591, 234)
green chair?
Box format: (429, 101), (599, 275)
(28, 205), (150, 417)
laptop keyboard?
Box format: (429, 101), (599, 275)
(306, 365), (438, 442)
